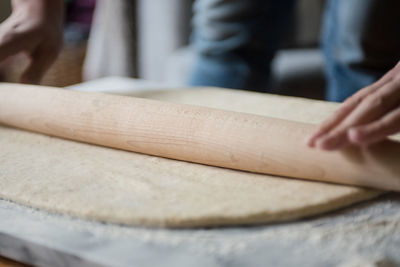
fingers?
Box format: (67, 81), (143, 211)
(348, 108), (400, 146)
(307, 84), (378, 147)
(0, 17), (61, 84)
(0, 0), (63, 84)
(0, 28), (56, 84)
(312, 79), (400, 150)
(0, 27), (33, 62)
(21, 46), (59, 84)
(306, 100), (358, 147)
(307, 62), (400, 149)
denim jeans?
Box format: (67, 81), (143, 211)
(189, 0), (400, 102)
(322, 0), (400, 101)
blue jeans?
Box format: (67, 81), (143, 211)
(322, 0), (400, 101)
(189, 0), (400, 102)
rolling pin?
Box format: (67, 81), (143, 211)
(0, 83), (399, 192)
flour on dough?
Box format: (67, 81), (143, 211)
(0, 88), (383, 227)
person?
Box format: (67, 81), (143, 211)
(1, 0), (399, 151)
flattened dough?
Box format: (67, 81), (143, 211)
(0, 88), (383, 227)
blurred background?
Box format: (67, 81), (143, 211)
(0, 0), (326, 99)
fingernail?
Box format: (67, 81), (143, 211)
(305, 136), (315, 147)
(306, 132), (324, 148)
(348, 128), (362, 144)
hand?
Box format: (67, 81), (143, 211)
(307, 61), (400, 150)
(0, 0), (64, 84)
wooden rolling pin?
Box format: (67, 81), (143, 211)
(0, 83), (399, 192)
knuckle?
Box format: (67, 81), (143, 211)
(344, 94), (363, 107)
(363, 94), (386, 110)
(340, 100), (352, 110)
(345, 95), (359, 104)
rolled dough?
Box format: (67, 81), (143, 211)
(0, 88), (384, 227)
